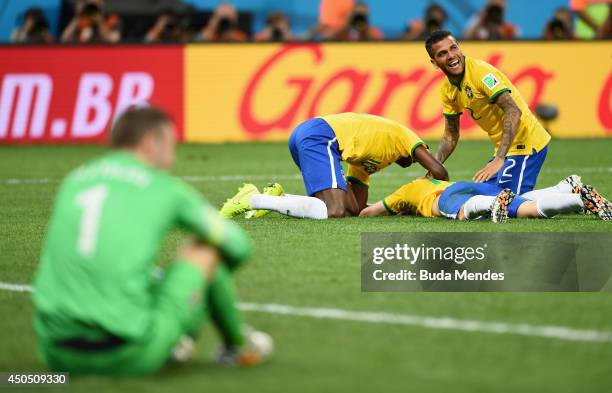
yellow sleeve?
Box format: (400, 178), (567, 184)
(401, 127), (428, 159)
(474, 63), (512, 103)
(346, 164), (370, 188)
(441, 86), (463, 117)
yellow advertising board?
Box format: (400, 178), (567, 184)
(186, 42), (612, 143)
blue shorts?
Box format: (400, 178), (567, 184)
(288, 118), (346, 196)
(438, 181), (528, 219)
(485, 145), (549, 194)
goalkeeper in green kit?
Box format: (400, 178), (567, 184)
(33, 107), (272, 375)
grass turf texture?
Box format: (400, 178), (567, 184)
(1, 139), (611, 393)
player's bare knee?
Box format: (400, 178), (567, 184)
(327, 206), (346, 218)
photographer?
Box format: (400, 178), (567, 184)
(255, 12), (294, 42)
(403, 3), (447, 40)
(60, 0), (121, 43)
(464, 0), (518, 40)
(145, 9), (189, 43)
(11, 7), (54, 43)
(334, 2), (383, 41)
(199, 3), (247, 42)
(543, 8), (575, 39)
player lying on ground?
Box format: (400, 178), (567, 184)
(220, 112), (448, 219)
(359, 175), (612, 222)
(33, 108), (272, 376)
(425, 30), (551, 194)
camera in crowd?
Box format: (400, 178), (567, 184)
(160, 9), (190, 41)
(24, 8), (51, 43)
(216, 17), (234, 34)
(77, 1), (104, 29)
(424, 4), (447, 35)
(549, 18), (569, 37)
(350, 11), (368, 30)
(483, 4), (504, 27)
(265, 12), (290, 42)
(543, 8), (574, 40)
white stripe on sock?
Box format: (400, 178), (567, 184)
(327, 137), (338, 189)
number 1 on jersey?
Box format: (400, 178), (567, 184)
(76, 184), (109, 257)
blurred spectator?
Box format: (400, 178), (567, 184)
(60, 0), (121, 43)
(332, 2), (383, 41)
(255, 12), (294, 42)
(543, 7), (575, 39)
(11, 7), (53, 43)
(199, 3), (247, 42)
(403, 3), (447, 40)
(314, 0), (354, 39)
(464, 0), (518, 40)
(145, 9), (190, 43)
(569, 0), (612, 38)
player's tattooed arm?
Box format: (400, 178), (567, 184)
(473, 91), (521, 182)
(436, 115), (460, 163)
(494, 91), (522, 158)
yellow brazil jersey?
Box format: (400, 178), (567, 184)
(319, 113), (426, 187)
(383, 178), (452, 217)
(440, 56), (550, 156)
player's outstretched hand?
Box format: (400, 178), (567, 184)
(420, 171), (434, 180)
(473, 157), (505, 183)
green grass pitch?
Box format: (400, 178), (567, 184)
(1, 139), (611, 393)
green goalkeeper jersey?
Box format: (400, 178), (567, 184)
(34, 151), (252, 341)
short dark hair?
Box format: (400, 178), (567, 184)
(110, 107), (172, 148)
(424, 30), (453, 58)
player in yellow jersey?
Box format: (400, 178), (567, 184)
(220, 113), (448, 219)
(425, 30), (551, 199)
(359, 176), (612, 222)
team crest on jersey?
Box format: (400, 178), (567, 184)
(482, 73), (499, 90)
(465, 85), (473, 99)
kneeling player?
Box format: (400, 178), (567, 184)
(360, 175), (612, 222)
(220, 112), (448, 219)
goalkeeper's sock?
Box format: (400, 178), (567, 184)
(536, 194), (583, 218)
(462, 195), (495, 219)
(207, 264), (244, 347)
(250, 194), (328, 219)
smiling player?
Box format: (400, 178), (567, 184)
(425, 30), (551, 196)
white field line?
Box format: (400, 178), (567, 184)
(2, 167), (612, 186)
(2, 281), (611, 344)
(0, 282), (33, 292)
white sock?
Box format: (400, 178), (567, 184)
(536, 194), (583, 217)
(522, 181), (574, 200)
(250, 194), (328, 219)
(463, 195), (496, 219)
